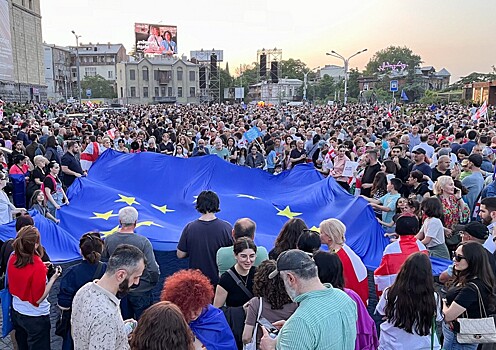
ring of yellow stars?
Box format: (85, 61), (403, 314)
(115, 194), (140, 206)
(151, 204), (175, 214)
(275, 205), (302, 219)
(237, 194), (260, 200)
(90, 210), (119, 220)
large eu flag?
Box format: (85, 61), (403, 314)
(0, 150), (452, 273)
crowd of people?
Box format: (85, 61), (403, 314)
(1, 100), (496, 349)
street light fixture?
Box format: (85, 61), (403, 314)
(326, 48), (367, 105)
(71, 30), (82, 103)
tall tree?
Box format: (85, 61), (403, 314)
(81, 75), (116, 99)
(279, 58), (308, 80)
(347, 68), (360, 99)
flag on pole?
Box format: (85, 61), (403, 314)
(400, 90), (409, 101)
(471, 101), (488, 121)
(243, 126), (263, 143)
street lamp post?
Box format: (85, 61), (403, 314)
(71, 30), (82, 103)
(326, 49), (367, 105)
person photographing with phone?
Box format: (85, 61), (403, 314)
(260, 249), (357, 350)
(8, 225), (62, 350)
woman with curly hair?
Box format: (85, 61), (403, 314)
(161, 269), (236, 350)
(242, 260), (297, 348)
(376, 252), (442, 349)
(268, 218), (308, 260)
(130, 301), (194, 350)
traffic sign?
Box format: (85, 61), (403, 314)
(86, 89), (92, 97)
(390, 80), (398, 92)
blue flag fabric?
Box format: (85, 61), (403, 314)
(0, 210), (81, 264)
(0, 150), (452, 274)
(243, 126), (263, 143)
(400, 89), (409, 101)
(189, 305), (237, 350)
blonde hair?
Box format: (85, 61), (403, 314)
(319, 218), (346, 245)
(433, 175), (453, 196)
(33, 155), (47, 166)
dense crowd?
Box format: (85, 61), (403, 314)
(1, 100), (496, 349)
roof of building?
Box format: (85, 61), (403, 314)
(43, 43), (71, 53)
(68, 44), (126, 55)
(436, 68), (451, 76)
(122, 56), (198, 67)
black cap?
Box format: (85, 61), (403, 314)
(268, 249), (315, 279)
(412, 148), (426, 155)
(460, 221), (489, 240)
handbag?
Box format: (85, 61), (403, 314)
(456, 282), (496, 344)
(244, 297), (263, 350)
(55, 262), (104, 338)
(0, 255), (14, 338)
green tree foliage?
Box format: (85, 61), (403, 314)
(279, 58), (309, 80)
(219, 67), (234, 101)
(313, 75), (336, 102)
(347, 68), (360, 98)
(365, 46), (422, 83)
(81, 75), (116, 99)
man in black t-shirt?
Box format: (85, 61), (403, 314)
(289, 140), (306, 167)
(61, 141), (84, 187)
(361, 149), (381, 198)
(406, 170), (431, 201)
(177, 190), (233, 286)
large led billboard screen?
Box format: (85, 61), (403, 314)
(135, 23), (177, 55)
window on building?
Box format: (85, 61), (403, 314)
(178, 87), (183, 97)
(143, 87), (148, 98)
(154, 70), (158, 81)
(190, 87), (196, 97)
(167, 87), (172, 96)
(108, 71), (113, 79)
(161, 87), (166, 96)
(130, 69), (136, 80)
(177, 68), (183, 81)
(93, 56), (97, 63)
(21, 0), (25, 6)
(84, 67), (96, 77)
(189, 71), (196, 81)
(28, 0), (33, 10)
(100, 56), (105, 62)
(142, 67), (149, 81)
(154, 87), (159, 97)
(119, 69), (122, 80)
(71, 68), (77, 78)
(120, 87), (123, 98)
(130, 87), (136, 97)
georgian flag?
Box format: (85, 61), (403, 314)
(0, 99), (4, 121)
(374, 235), (428, 297)
(339, 244), (369, 305)
(471, 101), (488, 121)
(80, 142), (107, 171)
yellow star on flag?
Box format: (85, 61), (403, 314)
(136, 221), (163, 228)
(237, 194), (260, 200)
(151, 204), (175, 214)
(115, 194), (140, 206)
(309, 226), (321, 233)
(101, 225), (119, 236)
(275, 205), (302, 219)
(90, 210), (118, 220)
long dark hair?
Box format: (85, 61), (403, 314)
(452, 242), (496, 312)
(252, 260), (293, 309)
(371, 171), (387, 196)
(384, 252), (436, 336)
(273, 218), (308, 256)
(313, 251), (345, 289)
(79, 232), (104, 264)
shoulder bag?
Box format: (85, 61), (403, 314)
(227, 269), (254, 299)
(244, 297), (263, 350)
(457, 282), (496, 344)
(0, 255), (14, 338)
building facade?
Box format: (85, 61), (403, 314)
(43, 44), (72, 101)
(319, 65), (345, 80)
(248, 78), (303, 105)
(0, 0), (46, 102)
(68, 43), (127, 96)
(116, 56), (200, 105)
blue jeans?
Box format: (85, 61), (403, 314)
(442, 322), (478, 350)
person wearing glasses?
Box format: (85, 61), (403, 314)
(0, 172), (26, 225)
(443, 241), (496, 349)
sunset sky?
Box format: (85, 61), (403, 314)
(40, 0), (495, 82)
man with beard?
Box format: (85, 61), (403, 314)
(102, 206), (160, 320)
(360, 150), (381, 198)
(480, 197), (496, 254)
(260, 250), (357, 350)
(72, 244), (145, 350)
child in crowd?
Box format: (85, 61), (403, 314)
(362, 178), (403, 232)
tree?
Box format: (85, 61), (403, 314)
(219, 68), (233, 102)
(81, 75), (116, 99)
(279, 58), (309, 80)
(347, 68), (360, 99)
(446, 71), (496, 91)
(365, 46), (422, 84)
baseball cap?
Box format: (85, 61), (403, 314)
(365, 141), (375, 148)
(395, 215), (420, 236)
(412, 148), (426, 155)
(268, 249), (315, 279)
(459, 222), (489, 240)
(482, 147), (493, 157)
